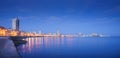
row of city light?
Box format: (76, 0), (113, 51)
(0, 26), (67, 37)
(0, 26), (104, 37)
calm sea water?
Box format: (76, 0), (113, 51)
(18, 37), (120, 58)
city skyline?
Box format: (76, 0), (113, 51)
(0, 18), (105, 37)
(0, 0), (120, 36)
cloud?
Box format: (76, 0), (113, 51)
(49, 16), (60, 20)
(18, 16), (41, 20)
(66, 8), (76, 13)
(103, 6), (120, 14)
(48, 16), (62, 22)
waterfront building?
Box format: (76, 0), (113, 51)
(12, 18), (19, 30)
(57, 30), (61, 36)
(0, 26), (8, 36)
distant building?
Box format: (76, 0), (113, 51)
(0, 26), (6, 29)
(39, 30), (42, 34)
(0, 26), (9, 36)
(12, 18), (19, 30)
(57, 30), (61, 36)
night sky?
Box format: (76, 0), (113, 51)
(0, 0), (120, 36)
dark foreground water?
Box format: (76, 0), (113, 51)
(18, 37), (120, 58)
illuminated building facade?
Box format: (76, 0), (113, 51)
(0, 26), (8, 36)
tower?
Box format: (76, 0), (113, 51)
(57, 30), (61, 36)
(12, 18), (19, 30)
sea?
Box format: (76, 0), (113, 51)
(17, 37), (120, 58)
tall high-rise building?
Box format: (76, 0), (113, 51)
(57, 30), (60, 34)
(12, 18), (19, 30)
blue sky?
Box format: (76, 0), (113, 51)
(0, 0), (120, 36)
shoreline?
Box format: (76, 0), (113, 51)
(0, 37), (21, 58)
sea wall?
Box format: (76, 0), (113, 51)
(0, 37), (20, 58)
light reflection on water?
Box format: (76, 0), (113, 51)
(18, 37), (120, 58)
